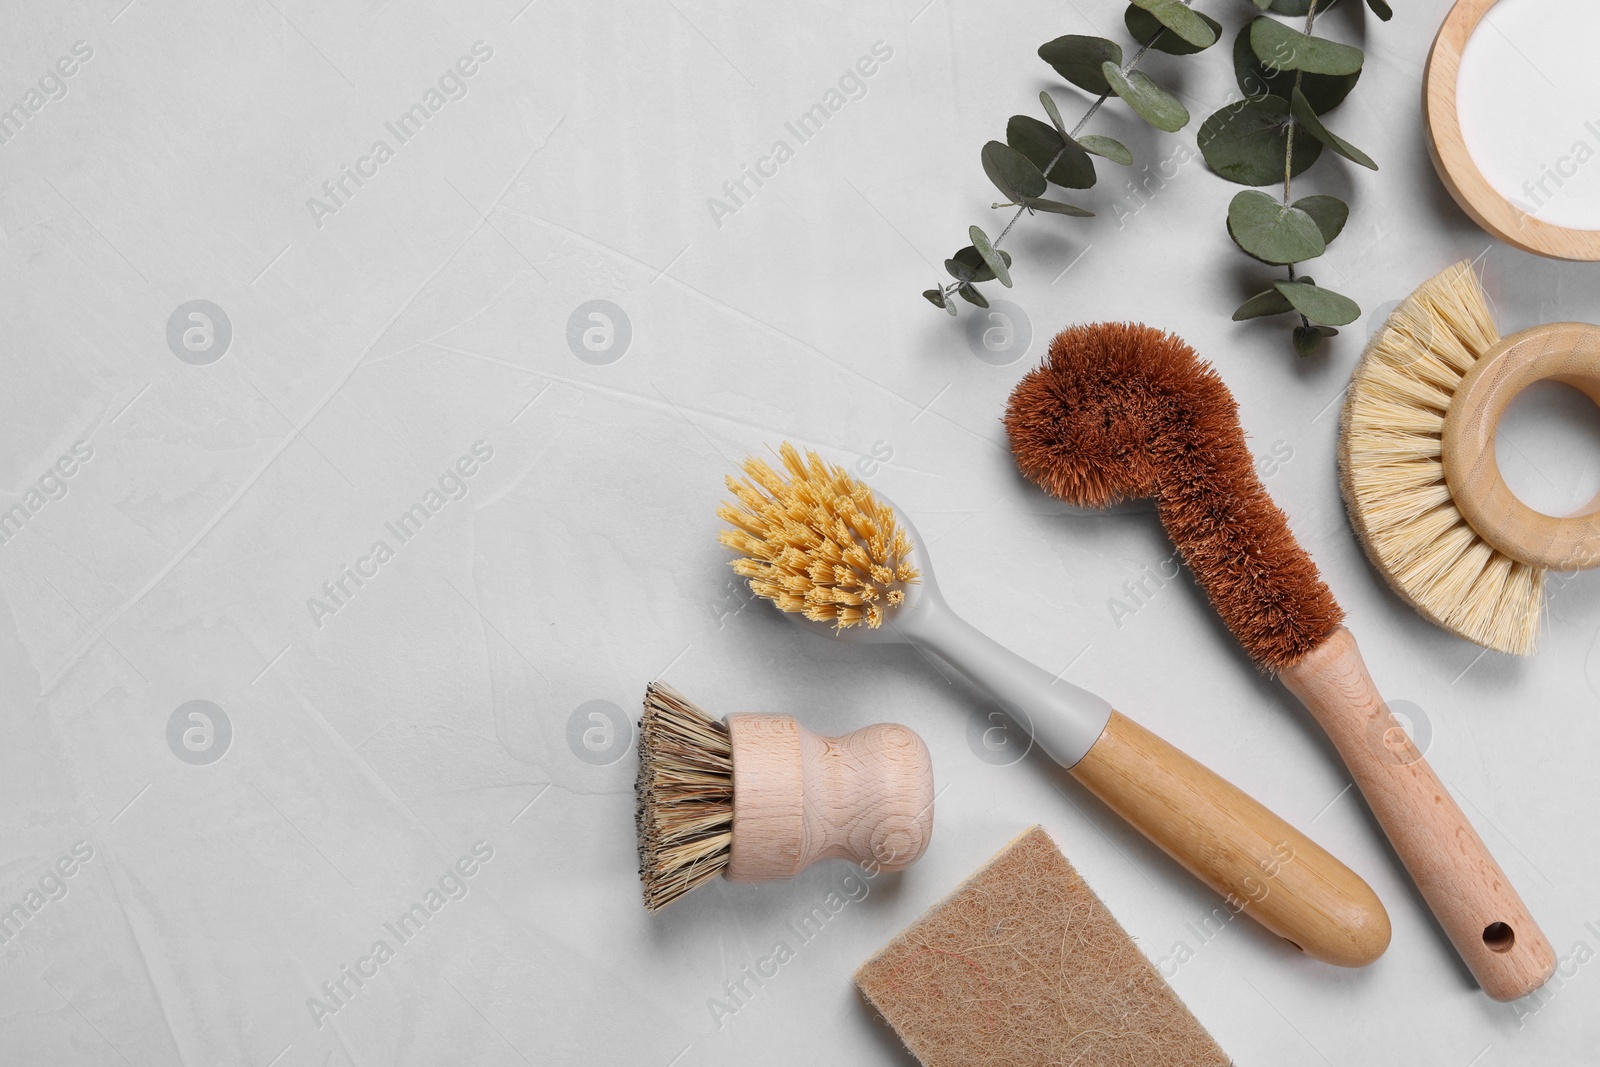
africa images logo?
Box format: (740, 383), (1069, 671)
(304, 42), (495, 229)
(0, 441), (94, 549)
(704, 41), (893, 228)
(306, 842), (494, 1029)
(0, 40), (94, 148)
(306, 441), (493, 628)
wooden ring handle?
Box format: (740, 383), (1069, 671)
(1441, 321), (1600, 569)
(1280, 628), (1556, 1001)
(1070, 711), (1391, 967)
(724, 715), (934, 883)
(1425, 0), (1600, 261)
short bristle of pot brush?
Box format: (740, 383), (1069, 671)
(1005, 321), (1343, 670)
(636, 683), (733, 911)
(1340, 262), (1543, 656)
(717, 442), (920, 630)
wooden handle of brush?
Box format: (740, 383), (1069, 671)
(1070, 711), (1391, 968)
(1279, 627), (1556, 1001)
(725, 715), (935, 883)
(1441, 321), (1600, 570)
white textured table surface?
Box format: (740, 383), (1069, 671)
(3, 1), (1598, 1064)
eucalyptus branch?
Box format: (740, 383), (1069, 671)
(1208, 0), (1384, 357)
(924, 0), (1388, 358)
(933, 34), (1163, 309)
(925, 2), (1216, 315)
(1280, 0), (1317, 332)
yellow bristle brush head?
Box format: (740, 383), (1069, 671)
(717, 442), (920, 630)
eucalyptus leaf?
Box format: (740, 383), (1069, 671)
(958, 283), (990, 308)
(1039, 91), (1073, 142)
(1293, 323), (1337, 355)
(1126, 0), (1219, 50)
(1039, 35), (1123, 96)
(1292, 195), (1349, 243)
(1251, 17), (1364, 76)
(1232, 287), (1296, 320)
(969, 225), (1012, 287)
(1232, 24), (1357, 113)
(1007, 115), (1097, 189)
(1266, 0), (1314, 13)
(1365, 0), (1393, 21)
(923, 288), (948, 309)
(982, 140), (1048, 201)
(1022, 196), (1095, 216)
(1198, 97), (1322, 186)
(1251, 0), (1272, 9)
(1078, 134), (1133, 165)
(944, 258), (975, 283)
(1228, 189), (1326, 265)
(951, 244), (1010, 283)
(1275, 280), (1360, 325)
(1101, 62), (1190, 132)
(1291, 89), (1378, 169)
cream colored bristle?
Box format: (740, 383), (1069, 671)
(717, 442), (920, 629)
(1339, 261), (1545, 656)
(636, 683), (733, 910)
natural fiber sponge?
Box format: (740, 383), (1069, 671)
(854, 826), (1229, 1067)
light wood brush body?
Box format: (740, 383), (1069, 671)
(636, 683), (934, 910)
(1006, 322), (1556, 1001)
(717, 444), (1390, 968)
(1342, 261), (1600, 655)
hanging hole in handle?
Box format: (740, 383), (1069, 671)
(1483, 922), (1516, 953)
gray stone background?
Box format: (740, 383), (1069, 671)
(2, 0), (1597, 1064)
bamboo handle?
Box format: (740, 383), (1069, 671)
(1070, 711), (1391, 967)
(725, 715), (935, 883)
(1278, 627), (1556, 1000)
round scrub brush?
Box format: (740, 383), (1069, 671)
(635, 682), (934, 910)
(1341, 260), (1600, 655)
(716, 443), (1391, 968)
(1005, 321), (1556, 1000)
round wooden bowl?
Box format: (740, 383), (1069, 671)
(1424, 0), (1600, 260)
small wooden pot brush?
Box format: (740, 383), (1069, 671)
(1005, 321), (1556, 1001)
(1342, 260), (1600, 655)
(716, 443), (1391, 968)
(635, 682), (935, 910)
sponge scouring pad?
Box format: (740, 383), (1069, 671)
(854, 826), (1230, 1067)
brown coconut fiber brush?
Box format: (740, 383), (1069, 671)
(1342, 260), (1600, 655)
(1006, 321), (1556, 1001)
(635, 682), (934, 910)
